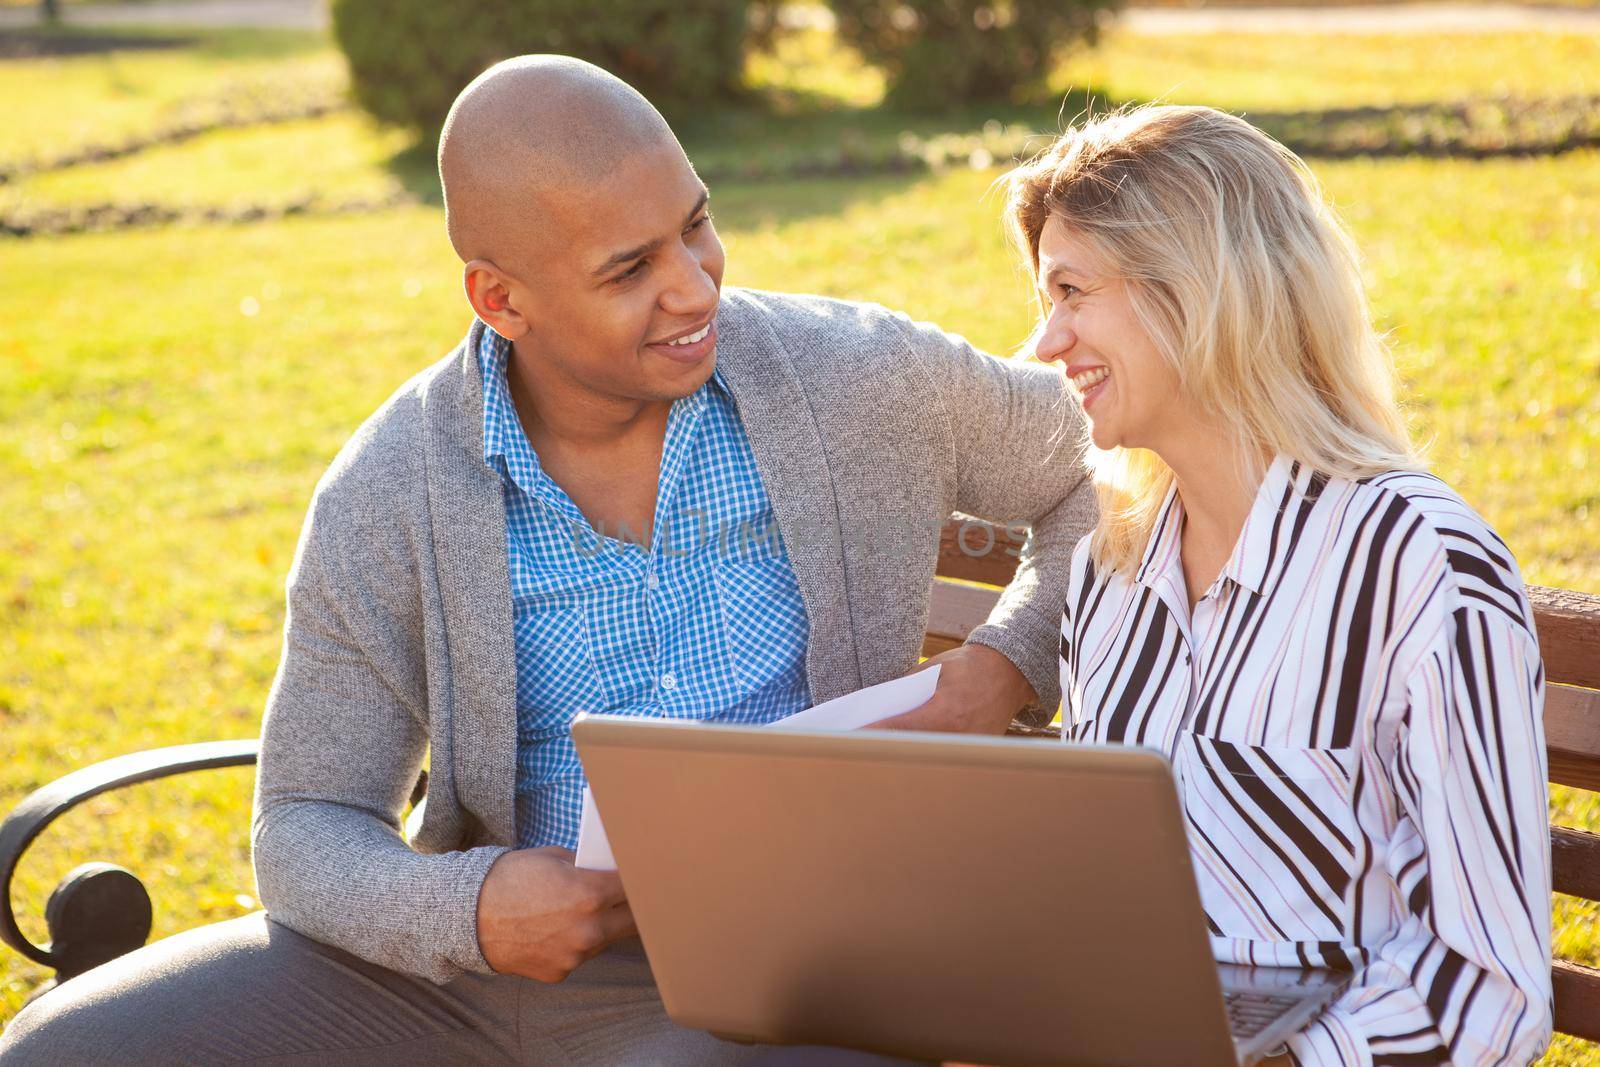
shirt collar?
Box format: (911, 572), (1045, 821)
(1133, 453), (1303, 599)
(1133, 478), (1185, 590)
(477, 325), (576, 522)
(478, 325), (517, 470)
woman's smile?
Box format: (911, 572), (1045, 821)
(1067, 365), (1111, 411)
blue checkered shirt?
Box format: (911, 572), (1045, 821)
(479, 327), (812, 848)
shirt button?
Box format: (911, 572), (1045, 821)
(646, 572), (660, 591)
(660, 673), (678, 691)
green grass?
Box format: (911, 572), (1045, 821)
(1053, 29), (1600, 112)
(3, 111), (408, 212)
(0, 27), (337, 163)
(735, 22), (1600, 119)
(6, 26), (1598, 214)
(2, 21), (1598, 1065)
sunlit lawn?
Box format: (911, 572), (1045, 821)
(1054, 27), (1600, 111)
(3, 110), (410, 212)
(2, 19), (1598, 1063)
(0, 28), (341, 163)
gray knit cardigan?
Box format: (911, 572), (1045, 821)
(251, 287), (1096, 984)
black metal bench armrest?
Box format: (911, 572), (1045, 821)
(1, 741), (429, 992)
(0, 740), (259, 980)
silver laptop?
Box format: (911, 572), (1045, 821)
(572, 714), (1348, 1066)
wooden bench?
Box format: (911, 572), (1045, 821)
(4, 517), (1599, 1047)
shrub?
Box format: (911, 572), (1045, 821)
(828, 0), (1117, 110)
(331, 0), (758, 135)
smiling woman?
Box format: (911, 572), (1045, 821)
(1005, 104), (1555, 1065)
(1006, 104), (1418, 576)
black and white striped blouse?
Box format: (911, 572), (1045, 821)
(1059, 455), (1551, 1066)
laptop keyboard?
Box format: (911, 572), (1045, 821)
(1223, 991), (1302, 1038)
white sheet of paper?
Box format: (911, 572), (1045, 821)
(574, 786), (616, 871)
(573, 665), (941, 870)
(762, 665), (941, 732)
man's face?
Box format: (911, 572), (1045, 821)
(503, 139), (726, 404)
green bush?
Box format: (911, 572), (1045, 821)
(331, 0), (757, 134)
(829, 0), (1117, 109)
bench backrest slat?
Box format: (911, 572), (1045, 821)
(1554, 961), (1600, 1044)
(936, 520), (1030, 588)
(1552, 826), (1600, 901)
(1529, 587), (1600, 690)
(1547, 685), (1600, 794)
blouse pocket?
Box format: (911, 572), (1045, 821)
(511, 604), (609, 735)
(714, 557), (810, 693)
(1174, 733), (1360, 945)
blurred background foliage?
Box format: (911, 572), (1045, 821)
(328, 0), (1122, 133)
(333, 0), (753, 133)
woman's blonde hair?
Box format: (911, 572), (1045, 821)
(1004, 104), (1420, 575)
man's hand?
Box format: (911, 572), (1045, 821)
(873, 643), (1036, 735)
(475, 846), (636, 982)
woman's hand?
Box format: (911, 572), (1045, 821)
(873, 644), (1035, 735)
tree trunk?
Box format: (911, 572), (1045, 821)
(41, 0), (62, 24)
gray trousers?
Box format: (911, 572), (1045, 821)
(0, 913), (912, 1066)
(0, 915), (928, 1062)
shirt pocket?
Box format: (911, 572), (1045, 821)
(713, 556), (810, 693)
(511, 603), (609, 736)
(1173, 733), (1360, 945)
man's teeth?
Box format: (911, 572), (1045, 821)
(666, 324), (711, 347)
(1071, 367), (1109, 392)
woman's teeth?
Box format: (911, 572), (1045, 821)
(1071, 367), (1109, 393)
(666, 324), (710, 347)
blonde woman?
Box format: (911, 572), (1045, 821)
(1007, 106), (1551, 1065)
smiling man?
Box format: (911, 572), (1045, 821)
(0, 56), (1094, 1064)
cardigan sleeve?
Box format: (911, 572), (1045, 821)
(1287, 605), (1552, 1066)
(894, 314), (1098, 719)
(252, 457), (510, 986)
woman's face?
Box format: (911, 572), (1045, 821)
(1031, 215), (1182, 453)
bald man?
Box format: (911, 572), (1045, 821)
(0, 57), (1094, 1064)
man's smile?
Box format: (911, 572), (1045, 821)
(646, 319), (716, 363)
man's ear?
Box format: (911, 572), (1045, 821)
(463, 259), (531, 340)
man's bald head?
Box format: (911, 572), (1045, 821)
(438, 55), (683, 268)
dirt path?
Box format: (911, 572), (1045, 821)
(0, 0), (325, 30)
(0, 0), (1595, 34)
(1123, 2), (1600, 34)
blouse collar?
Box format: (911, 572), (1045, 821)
(1133, 453), (1308, 600)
